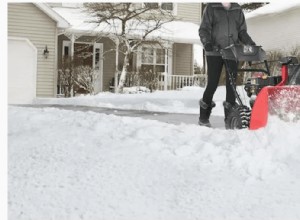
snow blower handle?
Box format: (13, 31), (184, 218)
(221, 44), (267, 62)
(279, 56), (299, 66)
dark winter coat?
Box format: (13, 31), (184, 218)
(199, 3), (255, 56)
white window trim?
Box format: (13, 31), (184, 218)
(142, 3), (177, 16)
(161, 2), (177, 16)
(137, 44), (171, 74)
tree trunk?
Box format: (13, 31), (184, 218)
(117, 52), (130, 93)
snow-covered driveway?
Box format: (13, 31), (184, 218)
(15, 104), (225, 128)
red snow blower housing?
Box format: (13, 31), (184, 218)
(220, 45), (300, 130)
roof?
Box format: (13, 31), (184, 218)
(52, 6), (201, 44)
(34, 3), (69, 28)
(246, 1), (300, 20)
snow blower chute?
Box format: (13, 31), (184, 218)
(220, 45), (300, 130)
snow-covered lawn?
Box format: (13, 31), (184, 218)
(8, 86), (300, 220)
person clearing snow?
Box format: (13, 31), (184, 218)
(198, 2), (256, 127)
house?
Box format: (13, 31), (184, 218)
(50, 2), (203, 94)
(7, 3), (69, 104)
(246, 1), (300, 53)
(8, 2), (203, 103)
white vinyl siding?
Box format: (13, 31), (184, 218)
(173, 43), (194, 75)
(8, 3), (57, 97)
(176, 3), (202, 25)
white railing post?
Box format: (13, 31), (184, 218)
(167, 74), (207, 90)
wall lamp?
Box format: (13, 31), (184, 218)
(43, 45), (49, 59)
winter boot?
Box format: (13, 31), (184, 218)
(198, 99), (216, 127)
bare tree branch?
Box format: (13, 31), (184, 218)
(83, 2), (177, 92)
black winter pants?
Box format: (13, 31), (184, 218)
(202, 56), (238, 105)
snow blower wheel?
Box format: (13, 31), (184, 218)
(225, 106), (251, 130)
(221, 44), (269, 130)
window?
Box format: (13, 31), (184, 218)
(64, 46), (69, 56)
(161, 3), (173, 11)
(95, 48), (100, 70)
(143, 3), (176, 14)
(141, 47), (166, 73)
(62, 41), (71, 57)
(144, 3), (159, 9)
(156, 49), (165, 64)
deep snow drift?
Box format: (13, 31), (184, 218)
(8, 86), (300, 220)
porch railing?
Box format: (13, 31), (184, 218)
(158, 73), (206, 90)
(109, 72), (207, 92)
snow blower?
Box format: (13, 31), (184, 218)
(220, 45), (300, 130)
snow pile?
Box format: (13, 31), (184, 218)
(123, 86), (151, 94)
(35, 86), (250, 116)
(8, 100), (300, 219)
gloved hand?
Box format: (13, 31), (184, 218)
(204, 43), (213, 52)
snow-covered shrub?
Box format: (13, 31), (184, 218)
(114, 70), (160, 93)
(74, 66), (98, 95)
(58, 56), (99, 97)
(136, 69), (160, 92)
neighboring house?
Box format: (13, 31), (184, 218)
(7, 3), (69, 104)
(49, 2), (202, 94)
(246, 2), (300, 52)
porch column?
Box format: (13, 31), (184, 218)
(70, 34), (75, 58)
(164, 48), (168, 74)
(166, 43), (173, 91)
(163, 48), (169, 91)
(70, 34), (76, 97)
(167, 42), (173, 76)
(115, 38), (119, 93)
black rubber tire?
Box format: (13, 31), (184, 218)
(225, 106), (251, 130)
